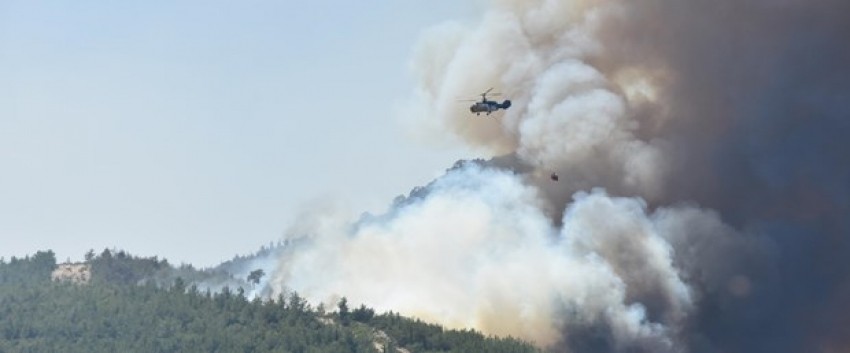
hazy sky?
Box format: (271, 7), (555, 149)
(0, 1), (480, 267)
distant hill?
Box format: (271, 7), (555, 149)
(0, 249), (540, 353)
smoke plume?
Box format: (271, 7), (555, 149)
(264, 1), (850, 352)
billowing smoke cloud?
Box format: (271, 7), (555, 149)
(263, 1), (850, 352)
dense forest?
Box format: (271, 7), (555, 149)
(0, 250), (540, 353)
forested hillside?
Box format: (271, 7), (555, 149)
(0, 251), (540, 353)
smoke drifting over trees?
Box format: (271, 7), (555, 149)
(260, 1), (850, 352)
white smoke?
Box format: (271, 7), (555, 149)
(267, 163), (745, 350)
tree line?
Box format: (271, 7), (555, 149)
(0, 250), (541, 353)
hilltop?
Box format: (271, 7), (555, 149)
(0, 250), (540, 353)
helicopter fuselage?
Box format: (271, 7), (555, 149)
(470, 101), (499, 114)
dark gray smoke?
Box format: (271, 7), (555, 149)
(262, 1), (850, 352)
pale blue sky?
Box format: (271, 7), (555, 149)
(0, 1), (479, 266)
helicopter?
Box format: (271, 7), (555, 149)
(461, 88), (511, 116)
